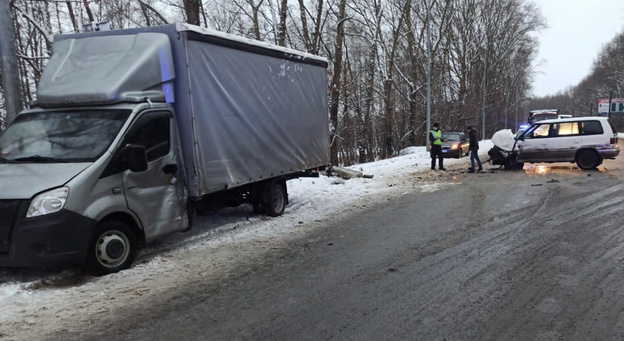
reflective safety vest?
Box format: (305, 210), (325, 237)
(431, 130), (442, 145)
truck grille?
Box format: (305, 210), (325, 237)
(0, 200), (22, 254)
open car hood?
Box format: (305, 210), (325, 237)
(491, 129), (517, 152)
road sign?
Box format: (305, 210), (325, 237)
(598, 98), (624, 114)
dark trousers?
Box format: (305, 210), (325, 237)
(430, 144), (444, 170)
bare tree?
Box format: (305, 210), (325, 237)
(183, 0), (201, 25)
(295, 0), (325, 54)
(276, 0), (288, 46)
(6, 0), (548, 166)
(328, 0), (347, 166)
(138, 0), (170, 26)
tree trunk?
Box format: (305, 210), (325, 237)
(183, 0), (201, 25)
(83, 0), (95, 23)
(65, 2), (79, 33)
(277, 0), (288, 46)
(297, 0), (311, 51)
(311, 0), (324, 54)
(328, 0), (347, 166)
(381, 0), (409, 158)
(250, 0), (264, 40)
(405, 0), (418, 146)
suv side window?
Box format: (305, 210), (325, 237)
(581, 121), (603, 135)
(526, 123), (550, 139)
(125, 116), (171, 162)
(552, 122), (579, 136)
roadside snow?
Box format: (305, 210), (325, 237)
(0, 141), (492, 340)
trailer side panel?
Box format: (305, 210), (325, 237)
(184, 35), (329, 195)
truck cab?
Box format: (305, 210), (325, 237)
(0, 100), (189, 275)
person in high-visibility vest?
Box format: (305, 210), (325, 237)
(429, 122), (445, 171)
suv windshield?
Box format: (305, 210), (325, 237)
(0, 109), (131, 163)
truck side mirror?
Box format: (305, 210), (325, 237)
(125, 144), (148, 172)
(517, 134), (525, 141)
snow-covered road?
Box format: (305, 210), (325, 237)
(0, 140), (492, 340)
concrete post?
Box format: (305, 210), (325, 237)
(0, 0), (24, 128)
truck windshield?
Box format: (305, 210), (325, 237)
(0, 109), (131, 162)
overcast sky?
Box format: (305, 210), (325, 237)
(532, 0), (624, 98)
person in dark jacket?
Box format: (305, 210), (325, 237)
(466, 126), (483, 173)
(429, 122), (445, 171)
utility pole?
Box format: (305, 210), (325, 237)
(0, 0), (23, 127)
(481, 51), (487, 140)
(608, 91), (613, 120)
(425, 0), (432, 151)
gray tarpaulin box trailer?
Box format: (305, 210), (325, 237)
(0, 23), (329, 275)
(46, 23), (330, 197)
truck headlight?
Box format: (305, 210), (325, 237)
(27, 187), (69, 218)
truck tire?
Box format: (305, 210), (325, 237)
(85, 221), (137, 276)
(264, 182), (286, 217)
(576, 150), (600, 170)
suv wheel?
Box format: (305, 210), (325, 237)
(576, 150), (600, 170)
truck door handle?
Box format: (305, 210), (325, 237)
(162, 164), (178, 174)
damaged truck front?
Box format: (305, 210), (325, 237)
(0, 24), (329, 275)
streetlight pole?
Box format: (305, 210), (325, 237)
(425, 0), (432, 151)
(608, 91), (613, 120)
(481, 51), (487, 140)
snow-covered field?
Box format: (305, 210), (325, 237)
(0, 139), (489, 340)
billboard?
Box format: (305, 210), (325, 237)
(598, 98), (624, 114)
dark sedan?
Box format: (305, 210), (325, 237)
(441, 132), (469, 158)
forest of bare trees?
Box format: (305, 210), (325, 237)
(1, 0), (547, 166)
(528, 28), (624, 131)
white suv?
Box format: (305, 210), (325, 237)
(515, 117), (619, 170)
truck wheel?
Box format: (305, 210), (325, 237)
(576, 150), (600, 170)
(85, 221), (137, 276)
(264, 182), (286, 217)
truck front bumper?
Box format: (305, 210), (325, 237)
(0, 203), (96, 268)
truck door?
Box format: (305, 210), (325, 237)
(121, 111), (187, 240)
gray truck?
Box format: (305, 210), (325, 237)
(0, 23), (329, 275)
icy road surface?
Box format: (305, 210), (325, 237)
(3, 139), (624, 340)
